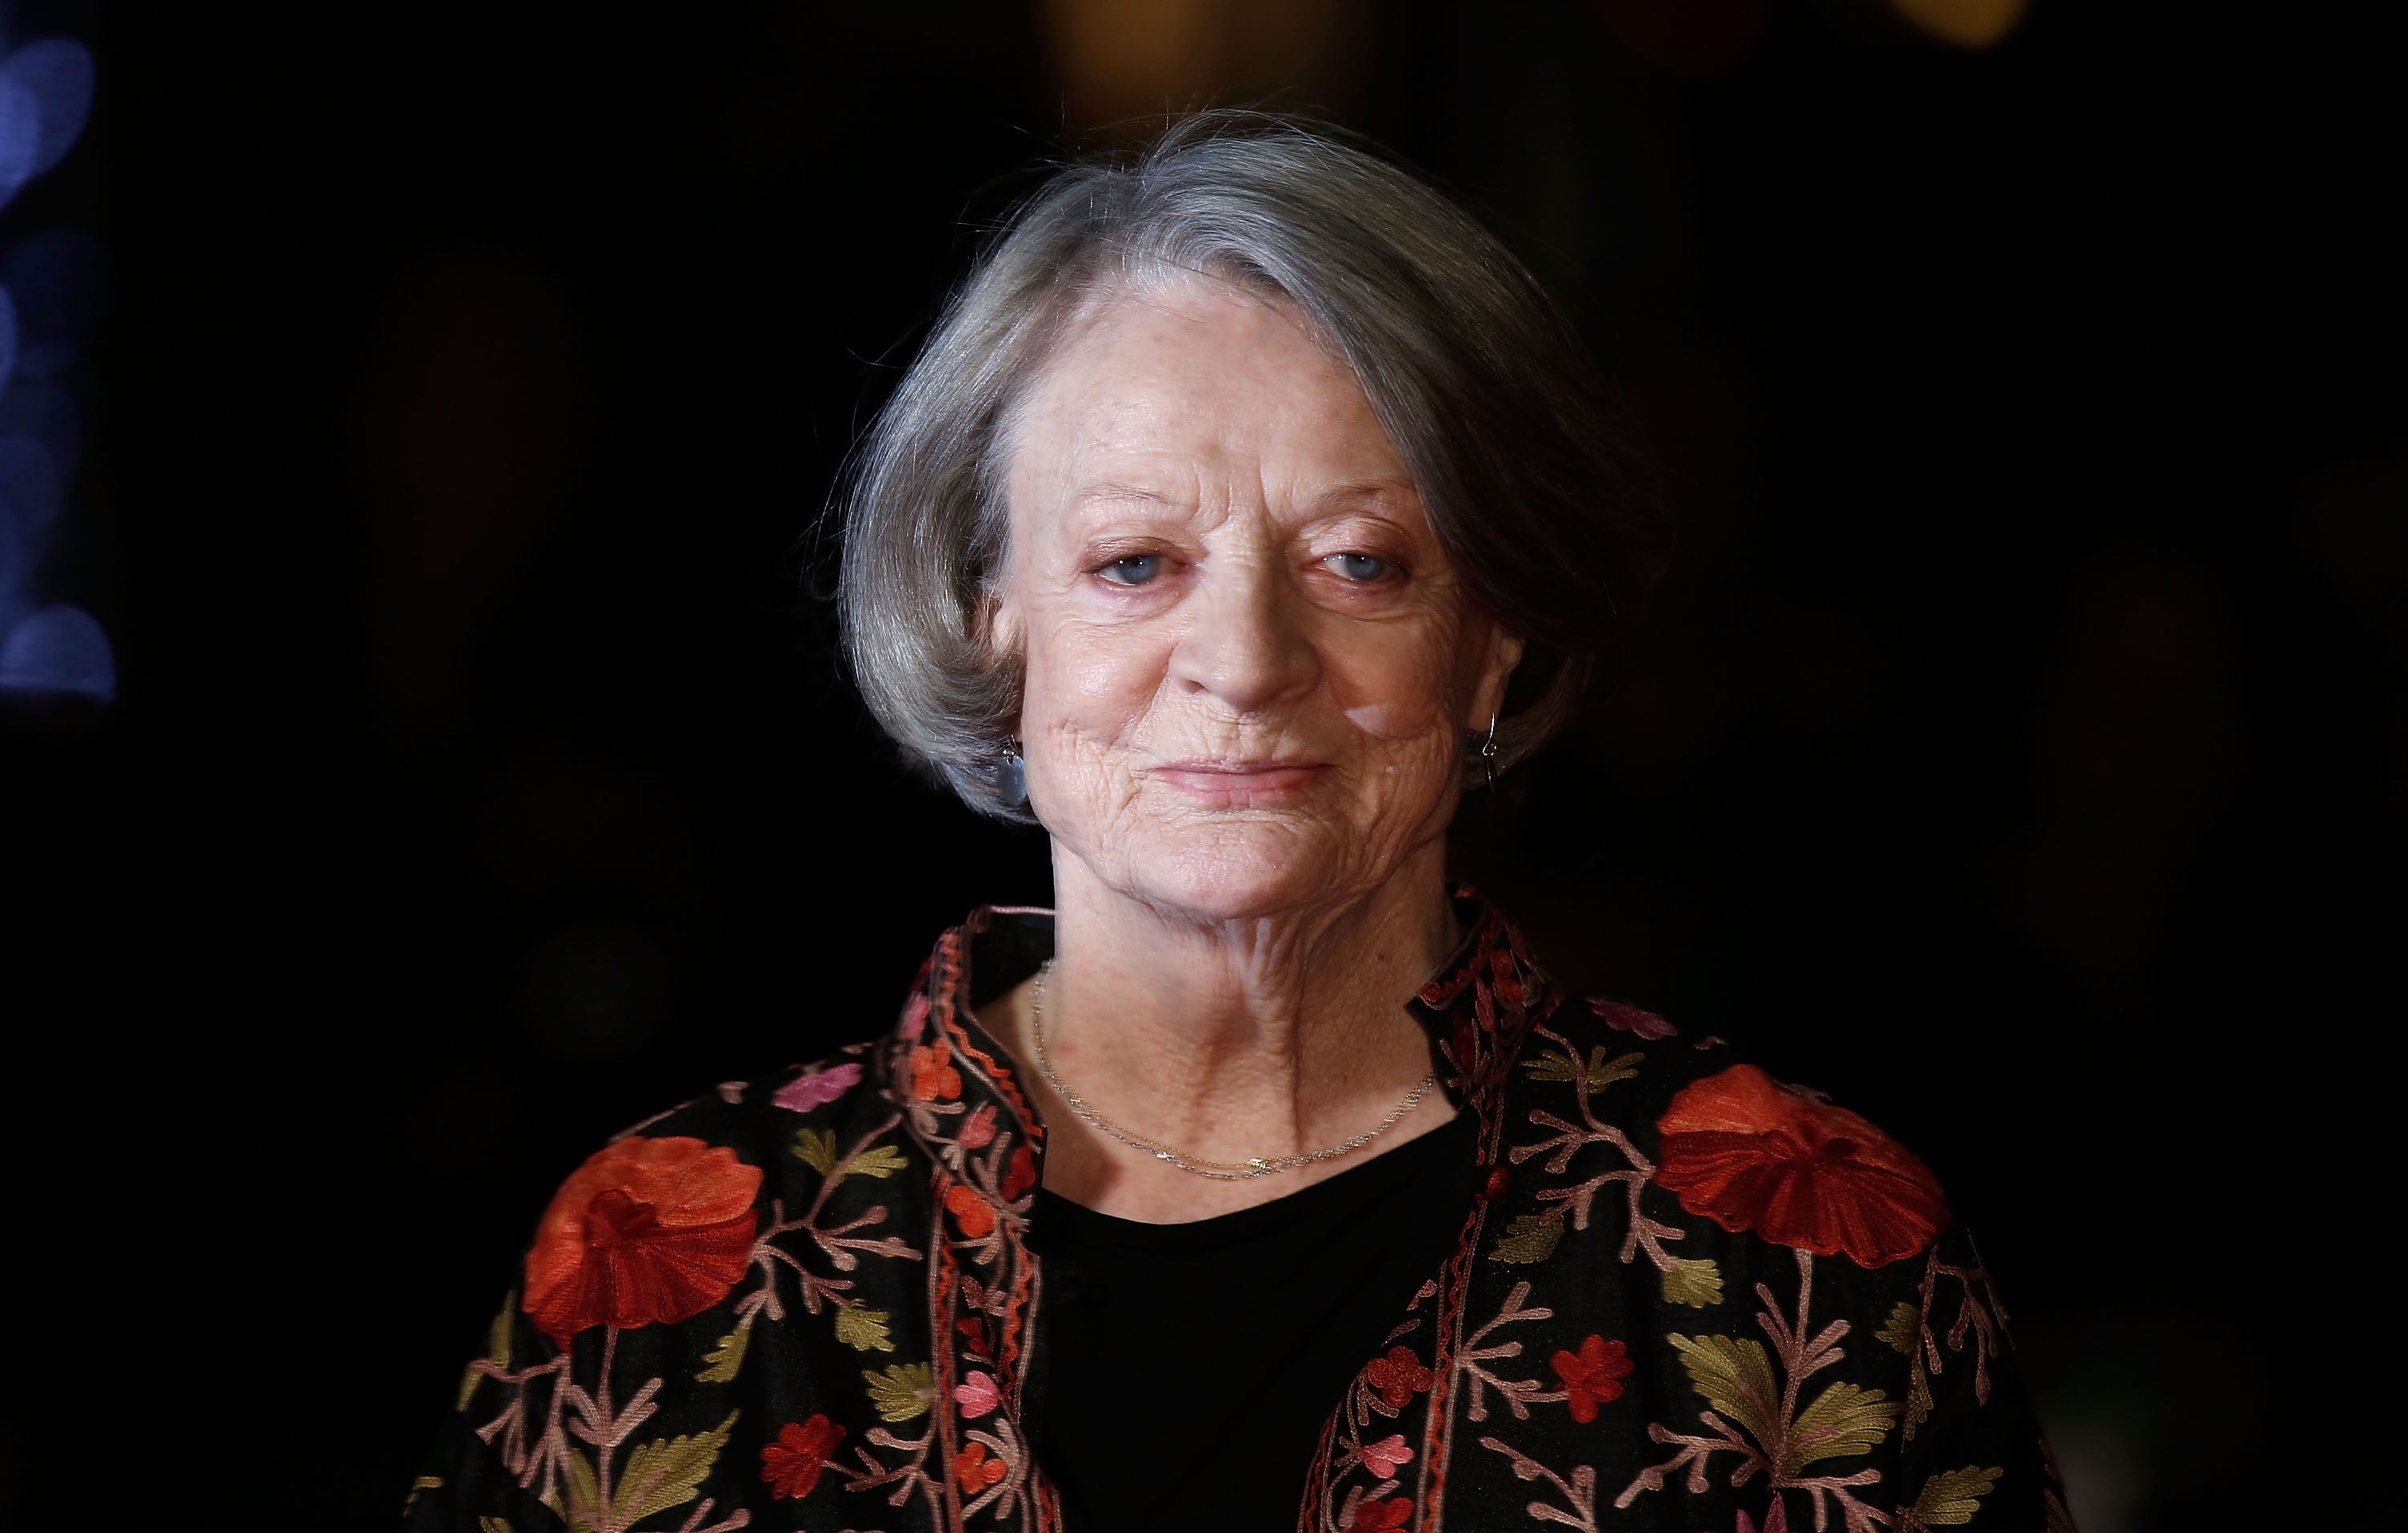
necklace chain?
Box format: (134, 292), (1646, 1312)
(1027, 960), (1438, 1182)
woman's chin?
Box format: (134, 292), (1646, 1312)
(1088, 821), (1370, 923)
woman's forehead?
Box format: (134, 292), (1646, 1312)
(1009, 279), (1415, 506)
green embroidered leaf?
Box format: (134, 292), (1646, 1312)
(793, 1128), (841, 1176)
(1661, 1258), (1724, 1308)
(1876, 1299), (1920, 1354)
(1903, 1356), (1934, 1440)
(404, 1476), (443, 1518)
(1522, 1045), (1642, 1093)
(834, 1305), (896, 1353)
(1784, 1381), (1899, 1474)
(864, 1362), (935, 1422)
(478, 1519), (513, 1533)
(1907, 1466), (2002, 1527)
(1521, 1048), (1584, 1082)
(457, 1297), (517, 1408)
(2044, 1489), (2077, 1533)
(695, 1317), (752, 1383)
(1487, 1207), (1567, 1263)
(843, 1144), (910, 1180)
(612, 1411), (738, 1528)
(1667, 1334), (1779, 1448)
(551, 1449), (601, 1533)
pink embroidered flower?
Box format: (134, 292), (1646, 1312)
(1365, 1346), (1434, 1410)
(1361, 1433), (1413, 1478)
(958, 1104), (999, 1149)
(954, 1370), (1001, 1418)
(1591, 998), (1676, 1039)
(773, 1063), (862, 1113)
(899, 989), (930, 1042)
(1551, 1334), (1633, 1422)
(1348, 1497), (1414, 1531)
(954, 1440), (1008, 1493)
(760, 1414), (844, 1499)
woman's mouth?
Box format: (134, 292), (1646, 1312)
(1149, 758), (1332, 806)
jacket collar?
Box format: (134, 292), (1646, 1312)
(881, 893), (1559, 1197)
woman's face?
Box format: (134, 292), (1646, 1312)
(996, 278), (1521, 923)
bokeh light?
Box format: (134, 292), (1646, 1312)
(1888, 0), (2028, 49)
(0, 28), (104, 704)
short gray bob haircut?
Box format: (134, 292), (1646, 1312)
(838, 111), (1672, 821)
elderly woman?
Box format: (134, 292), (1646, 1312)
(414, 116), (2066, 1533)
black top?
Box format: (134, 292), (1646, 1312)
(1027, 1109), (1480, 1533)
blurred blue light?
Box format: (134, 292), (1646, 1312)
(0, 38), (92, 191)
(0, 74), (35, 208)
(0, 603), (113, 699)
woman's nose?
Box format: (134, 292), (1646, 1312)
(1168, 557), (1320, 716)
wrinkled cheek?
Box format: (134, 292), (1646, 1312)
(1341, 694), (1458, 746)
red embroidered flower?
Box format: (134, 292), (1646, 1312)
(911, 1043), (962, 1102)
(523, 1136), (763, 1345)
(1365, 1346), (1434, 1409)
(945, 1181), (997, 1238)
(1000, 1145), (1037, 1200)
(953, 1440), (1008, 1493)
(1348, 1497), (1415, 1531)
(760, 1415), (844, 1499)
(1654, 1064), (1946, 1268)
(1551, 1334), (1633, 1422)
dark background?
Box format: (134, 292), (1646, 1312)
(6, 1), (2398, 1527)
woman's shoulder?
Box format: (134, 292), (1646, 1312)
(1432, 994), (2065, 1531)
(1519, 990), (1954, 1272)
(412, 1041), (944, 1531)
(597, 1042), (907, 1171)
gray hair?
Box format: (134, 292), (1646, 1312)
(838, 112), (1672, 820)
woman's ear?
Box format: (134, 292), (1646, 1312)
(976, 581), (1023, 665)
(1470, 624), (1525, 730)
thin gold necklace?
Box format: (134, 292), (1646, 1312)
(1027, 960), (1438, 1182)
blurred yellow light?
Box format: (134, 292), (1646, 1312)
(1043, 0), (1219, 127)
(1887, 0), (2028, 47)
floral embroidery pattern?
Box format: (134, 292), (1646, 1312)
(1654, 1064), (1947, 1268)
(763, 1416), (846, 1499)
(419, 905), (2064, 1533)
(523, 1136), (763, 1344)
(775, 1063), (863, 1113)
(1551, 1335), (1633, 1422)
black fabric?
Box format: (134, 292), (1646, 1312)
(1027, 1110), (1479, 1533)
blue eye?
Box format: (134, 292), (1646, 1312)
(1327, 553), (1392, 582)
(1099, 555), (1162, 586)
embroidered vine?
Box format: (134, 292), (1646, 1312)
(1617, 1249), (1901, 1533)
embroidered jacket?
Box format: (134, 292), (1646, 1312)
(410, 904), (2072, 1533)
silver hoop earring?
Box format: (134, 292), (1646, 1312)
(995, 740), (1028, 811)
(1479, 710), (1500, 791)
